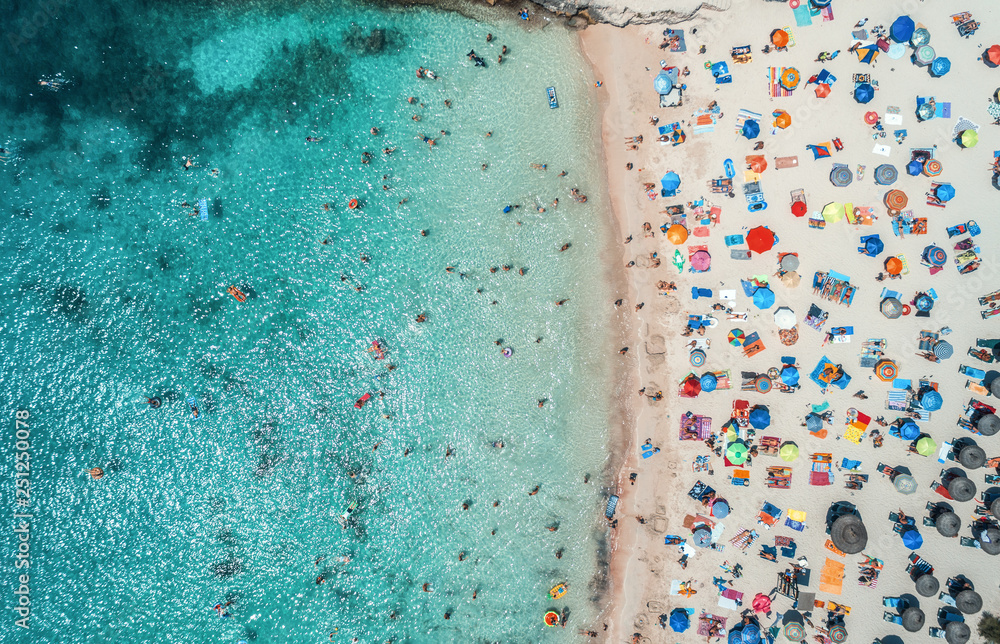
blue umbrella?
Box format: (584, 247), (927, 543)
(891, 16), (915, 43)
(654, 72), (673, 95)
(854, 83), (875, 104)
(902, 528), (924, 549)
(930, 57), (951, 77)
(661, 171), (681, 192)
(693, 527), (712, 548)
(742, 119), (760, 140)
(749, 406), (771, 429)
(742, 624), (762, 644)
(805, 413), (823, 432)
(752, 287), (775, 310)
(669, 609), (691, 633)
(921, 390), (943, 411)
(865, 237), (885, 256)
(729, 627), (744, 644)
(781, 366), (799, 386)
(900, 420), (920, 440)
(906, 159), (923, 176)
(936, 184), (955, 202)
(915, 294), (934, 311)
(701, 372), (718, 393)
(713, 499), (730, 518)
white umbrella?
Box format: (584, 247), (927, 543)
(773, 306), (796, 329)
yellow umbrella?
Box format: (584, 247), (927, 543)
(779, 442), (799, 462)
(666, 224), (688, 245)
(822, 202), (845, 223)
(916, 436), (937, 456)
(961, 129), (978, 148)
(781, 271), (801, 288)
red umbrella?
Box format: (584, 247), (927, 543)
(682, 375), (702, 397)
(791, 201), (807, 217)
(746, 226), (776, 253)
(814, 83), (831, 98)
(986, 45), (1000, 67)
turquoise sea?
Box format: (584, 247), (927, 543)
(0, 0), (618, 642)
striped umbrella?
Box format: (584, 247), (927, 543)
(874, 164), (898, 185)
(916, 102), (936, 121)
(829, 624), (848, 643)
(875, 359), (897, 381)
(923, 245), (947, 266)
(690, 349), (706, 367)
(754, 375), (773, 394)
(784, 622), (806, 642)
(894, 473), (918, 494)
(911, 27), (931, 47)
(884, 190), (908, 210)
(923, 159), (943, 176)
(780, 68), (801, 90)
(830, 165), (853, 187)
(933, 341), (954, 359)
(913, 45), (936, 66)
(728, 329), (746, 346)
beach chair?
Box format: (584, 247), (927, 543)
(883, 612), (903, 625)
(824, 539), (846, 556)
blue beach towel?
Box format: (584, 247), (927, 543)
(725, 234), (745, 247)
(793, 5), (813, 27)
(691, 287), (713, 299)
(785, 518), (805, 532)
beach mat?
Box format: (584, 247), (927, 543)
(793, 5), (812, 27)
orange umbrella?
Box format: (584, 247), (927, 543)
(666, 224), (688, 245)
(773, 110), (792, 129)
(772, 29), (789, 48)
(884, 189), (908, 210)
(986, 45), (1000, 67)
(814, 83), (831, 98)
(884, 256), (903, 275)
(748, 155), (768, 173)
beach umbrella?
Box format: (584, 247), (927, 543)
(807, 143), (831, 159)
(979, 528), (1000, 555)
(666, 223), (688, 245)
(791, 200), (807, 217)
(682, 375), (702, 397)
(830, 165), (853, 187)
(923, 159), (943, 176)
(857, 44), (880, 65)
(774, 307), (796, 329)
(887, 42), (907, 59)
(752, 287), (775, 310)
(960, 129), (978, 148)
(805, 413), (823, 432)
(814, 83), (831, 98)
(884, 256), (903, 275)
(899, 420), (920, 440)
(669, 609), (690, 633)
(693, 527), (712, 547)
(915, 294), (934, 312)
(890, 15), (915, 43)
(822, 202), (844, 223)
(654, 72), (673, 94)
(773, 110), (792, 129)
(742, 119), (760, 140)
(752, 593), (771, 614)
(916, 436), (937, 456)
(728, 329), (745, 346)
(727, 440), (749, 465)
(754, 375), (773, 393)
(780, 254), (799, 271)
(691, 250), (712, 271)
(875, 359), (897, 381)
(701, 372), (718, 393)
(854, 83), (875, 104)
(864, 111), (879, 125)
(923, 245), (947, 266)
(910, 27), (930, 47)
(945, 621), (971, 644)
(784, 622), (806, 642)
(661, 171), (681, 192)
(913, 45), (936, 66)
(901, 527), (923, 549)
(749, 156), (768, 173)
(828, 625), (848, 643)
(977, 413), (1000, 436)
(933, 340), (954, 360)
(880, 297), (903, 319)
(781, 271), (800, 288)
(956, 590), (982, 615)
(884, 189), (908, 210)
(948, 476), (976, 502)
(916, 102), (936, 121)
(743, 624), (761, 644)
(986, 45), (1000, 67)
(960, 444), (986, 469)
(915, 574), (940, 597)
(893, 474), (918, 494)
(779, 442), (799, 462)
(930, 56), (951, 77)
(712, 499), (729, 518)
(690, 349), (706, 367)
(936, 511), (961, 537)
(906, 159), (923, 175)
(992, 498), (1000, 520)
(771, 29), (789, 48)
(902, 607), (925, 632)
(864, 236), (884, 256)
(728, 627), (743, 644)
(781, 365), (799, 386)
(874, 163), (898, 185)
(749, 407), (771, 429)
(935, 184), (956, 201)
(779, 68), (800, 91)
(830, 514), (868, 554)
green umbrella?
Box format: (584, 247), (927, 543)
(961, 130), (978, 148)
(822, 202), (845, 223)
(916, 436), (937, 456)
(726, 441), (749, 465)
(779, 442), (799, 462)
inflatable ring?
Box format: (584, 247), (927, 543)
(902, 304), (912, 315)
(348, 199), (359, 209)
(502, 347), (513, 358)
(789, 0), (800, 8)
(148, 397), (162, 409)
(88, 467), (104, 480)
(544, 611), (560, 627)
(887, 208), (900, 217)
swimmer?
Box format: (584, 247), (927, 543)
(420, 230), (428, 237)
(547, 525), (558, 532)
(411, 115), (421, 121)
(422, 583), (431, 592)
(461, 503), (469, 510)
(530, 163), (547, 171)
(529, 485), (540, 495)
(552, 198), (558, 208)
(472, 589), (478, 599)
(306, 136), (321, 142)
(555, 299), (568, 306)
(403, 447), (411, 456)
(444, 612), (451, 620)
(619, 347), (629, 355)
(502, 45), (508, 54)
(360, 254), (369, 262)
(555, 549), (563, 559)
(407, 96), (415, 103)
(536, 205), (545, 213)
(489, 267), (497, 273)
(560, 243), (571, 252)
(316, 576), (325, 584)
(183, 158), (193, 170)
(446, 266), (456, 273)
(416, 313), (427, 322)
(494, 339), (503, 345)
(497, 55), (502, 64)
(482, 163), (488, 171)
(444, 99), (452, 108)
(371, 127), (379, 135)
(492, 500), (499, 507)
(502, 265), (511, 271)
(558, 170), (567, 177)
(487, 33), (493, 42)
(383, 147), (396, 154)
(614, 299), (623, 307)
(445, 446), (453, 458)
(519, 268), (525, 275)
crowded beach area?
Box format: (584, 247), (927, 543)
(581, 1), (1000, 642)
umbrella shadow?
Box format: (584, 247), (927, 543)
(825, 501), (859, 530)
(936, 606), (963, 626)
(894, 465), (913, 476)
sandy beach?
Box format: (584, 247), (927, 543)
(581, 1), (1000, 642)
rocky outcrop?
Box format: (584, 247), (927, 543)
(530, 0), (732, 27)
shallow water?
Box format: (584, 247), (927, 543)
(0, 1), (616, 642)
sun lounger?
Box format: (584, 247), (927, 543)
(825, 539), (846, 557)
(883, 612), (903, 625)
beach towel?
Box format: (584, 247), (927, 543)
(769, 67), (793, 98)
(680, 413), (713, 441)
(792, 4), (812, 27)
(819, 558), (845, 595)
(697, 613), (727, 637)
(825, 539), (846, 557)
(784, 517), (806, 532)
(844, 411), (870, 444)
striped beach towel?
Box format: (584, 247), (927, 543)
(734, 109), (763, 135)
(769, 68), (793, 98)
